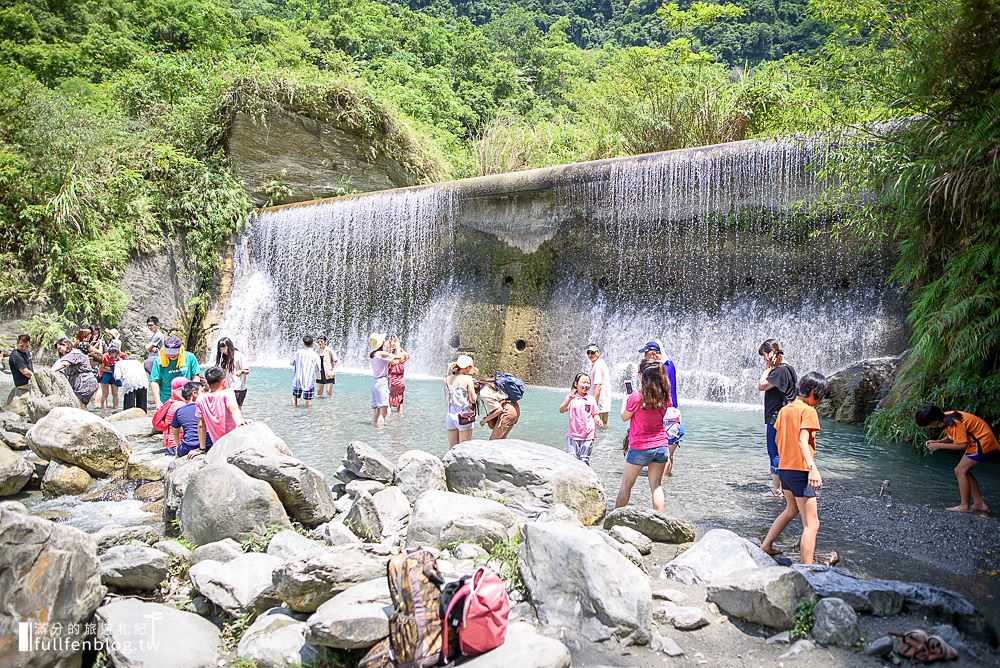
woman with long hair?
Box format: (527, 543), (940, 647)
(215, 337), (250, 407)
(51, 338), (98, 409)
(369, 333), (397, 426)
(757, 339), (798, 497)
(445, 354), (478, 447)
(616, 361), (673, 511)
(386, 335), (410, 414)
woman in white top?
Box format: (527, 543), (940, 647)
(369, 332), (398, 426)
(113, 357), (149, 413)
(215, 337), (250, 407)
(445, 354), (478, 447)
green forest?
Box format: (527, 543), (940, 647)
(0, 0), (998, 440)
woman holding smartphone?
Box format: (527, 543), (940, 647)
(616, 361), (673, 511)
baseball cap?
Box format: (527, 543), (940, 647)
(585, 344), (600, 353)
(163, 336), (183, 355)
(455, 354), (474, 370)
(638, 341), (661, 353)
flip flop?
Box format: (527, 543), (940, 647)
(889, 630), (929, 660)
(914, 635), (958, 664)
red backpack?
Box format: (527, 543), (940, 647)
(440, 567), (510, 662)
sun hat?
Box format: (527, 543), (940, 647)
(106, 328), (120, 339)
(638, 341), (661, 353)
(369, 332), (387, 351)
(586, 344), (600, 353)
(163, 336), (183, 355)
(455, 354), (474, 370)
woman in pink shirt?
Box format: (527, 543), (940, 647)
(616, 361), (673, 511)
(559, 373), (605, 465)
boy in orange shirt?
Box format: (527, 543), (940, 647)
(916, 405), (997, 513)
(760, 372), (830, 564)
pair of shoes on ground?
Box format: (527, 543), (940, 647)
(889, 629), (958, 664)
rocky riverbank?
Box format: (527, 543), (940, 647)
(1, 400), (998, 667)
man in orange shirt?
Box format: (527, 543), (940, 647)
(916, 405), (997, 513)
(760, 372), (830, 565)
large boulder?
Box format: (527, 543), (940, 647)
(205, 422), (293, 465)
(818, 356), (901, 425)
(307, 578), (391, 649)
(163, 457), (207, 528)
(406, 490), (519, 550)
(603, 507), (694, 543)
(238, 607), (324, 668)
(608, 525), (653, 555)
(229, 449), (336, 526)
(706, 566), (814, 630)
(127, 451), (176, 482)
(179, 463), (291, 545)
(189, 553), (284, 616)
(266, 530), (329, 561)
(100, 544), (170, 591)
(41, 460), (93, 497)
(27, 407), (131, 476)
(95, 599), (220, 668)
(461, 622), (571, 668)
(109, 417), (157, 440)
(793, 565), (903, 616)
(346, 487), (411, 542)
(311, 520), (362, 547)
(273, 545), (390, 613)
(443, 439), (606, 525)
(393, 450), (447, 502)
(0, 444), (32, 496)
(343, 441), (395, 482)
(519, 521), (651, 643)
(812, 597), (860, 647)
(191, 538), (244, 564)
(106, 407), (149, 423)
(0, 509), (103, 668)
(663, 529), (774, 585)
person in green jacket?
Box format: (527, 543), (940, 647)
(150, 336), (201, 408)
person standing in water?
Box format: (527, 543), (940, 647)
(757, 339), (798, 497)
(215, 337), (250, 407)
(291, 335), (322, 408)
(445, 354), (478, 447)
(639, 340), (678, 408)
(585, 344), (611, 427)
(616, 361), (673, 511)
(386, 334), (410, 414)
(369, 332), (397, 426)
(315, 336), (338, 398)
(478, 377), (520, 439)
(917, 405), (997, 513)
(560, 372), (605, 465)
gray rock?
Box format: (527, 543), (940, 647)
(0, 499), (27, 513)
(393, 449), (447, 503)
(307, 577), (391, 649)
(205, 422), (294, 465)
(343, 441), (395, 482)
(311, 520), (362, 546)
(189, 552), (284, 615)
(603, 507), (694, 544)
(273, 545), (390, 612)
(345, 478), (385, 497)
(793, 565), (903, 616)
(191, 538), (244, 564)
(370, 487), (411, 538)
(767, 630), (792, 644)
(818, 356), (901, 425)
(536, 503), (584, 525)
(163, 456), (207, 528)
(238, 607), (324, 668)
(598, 531), (647, 573)
(652, 588), (687, 604)
(93, 524), (163, 551)
(335, 494), (353, 514)
(664, 529), (774, 585)
(95, 599), (220, 668)
(864, 635), (895, 657)
(126, 451), (173, 481)
(443, 439), (606, 525)
(4, 419), (31, 435)
(106, 407), (149, 423)
(406, 489), (519, 550)
(333, 465), (359, 484)
(110, 416), (157, 439)
(100, 544), (170, 591)
(452, 543), (489, 561)
(608, 525), (653, 555)
(461, 622), (571, 668)
(27, 407), (131, 476)
(178, 463), (291, 545)
(811, 597), (860, 647)
(331, 481), (347, 498)
(266, 530), (329, 561)
(229, 449), (336, 527)
(650, 633), (685, 656)
(519, 521), (651, 643)
(344, 492), (381, 542)
(0, 444), (32, 495)
(706, 566), (814, 630)
(779, 639), (816, 660)
(667, 605), (710, 631)
(41, 460), (94, 497)
(0, 429), (26, 449)
(0, 509), (103, 668)
(153, 539), (193, 563)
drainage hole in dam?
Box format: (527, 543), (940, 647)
(744, 275), (756, 288)
(515, 339), (527, 352)
(597, 276), (610, 289)
(449, 335), (461, 349)
(503, 275), (514, 286)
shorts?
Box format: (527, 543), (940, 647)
(234, 389), (247, 407)
(778, 469), (817, 498)
(292, 385), (315, 400)
(371, 376), (389, 408)
(625, 446), (670, 467)
(445, 409), (474, 432)
(98, 372), (121, 386)
(966, 450), (999, 463)
(316, 366), (335, 384)
(567, 437), (595, 465)
(766, 423), (780, 475)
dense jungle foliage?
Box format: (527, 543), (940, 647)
(0, 0), (996, 440)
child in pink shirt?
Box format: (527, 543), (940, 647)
(194, 366), (245, 452)
(559, 373), (605, 465)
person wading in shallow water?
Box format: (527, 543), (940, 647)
(616, 361), (673, 512)
(757, 339), (798, 497)
(445, 354), (478, 447)
(386, 334), (410, 414)
(917, 405), (997, 513)
(315, 335), (338, 398)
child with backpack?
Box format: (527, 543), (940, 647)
(560, 372), (605, 465)
(151, 376), (187, 454)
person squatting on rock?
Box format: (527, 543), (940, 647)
(760, 372), (830, 564)
(757, 339), (798, 498)
(478, 376), (520, 440)
(916, 405), (997, 513)
(560, 372), (604, 465)
(291, 335), (322, 409)
(616, 360), (674, 512)
(152, 377), (188, 454)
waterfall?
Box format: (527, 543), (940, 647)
(219, 137), (906, 401)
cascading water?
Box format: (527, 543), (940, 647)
(219, 137), (906, 402)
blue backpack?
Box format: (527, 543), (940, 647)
(493, 373), (525, 402)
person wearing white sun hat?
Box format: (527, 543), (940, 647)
(445, 354), (479, 447)
(369, 332), (400, 426)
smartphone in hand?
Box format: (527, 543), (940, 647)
(623, 380), (634, 394)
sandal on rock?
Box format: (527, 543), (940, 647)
(889, 630), (929, 660)
(914, 635), (958, 664)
